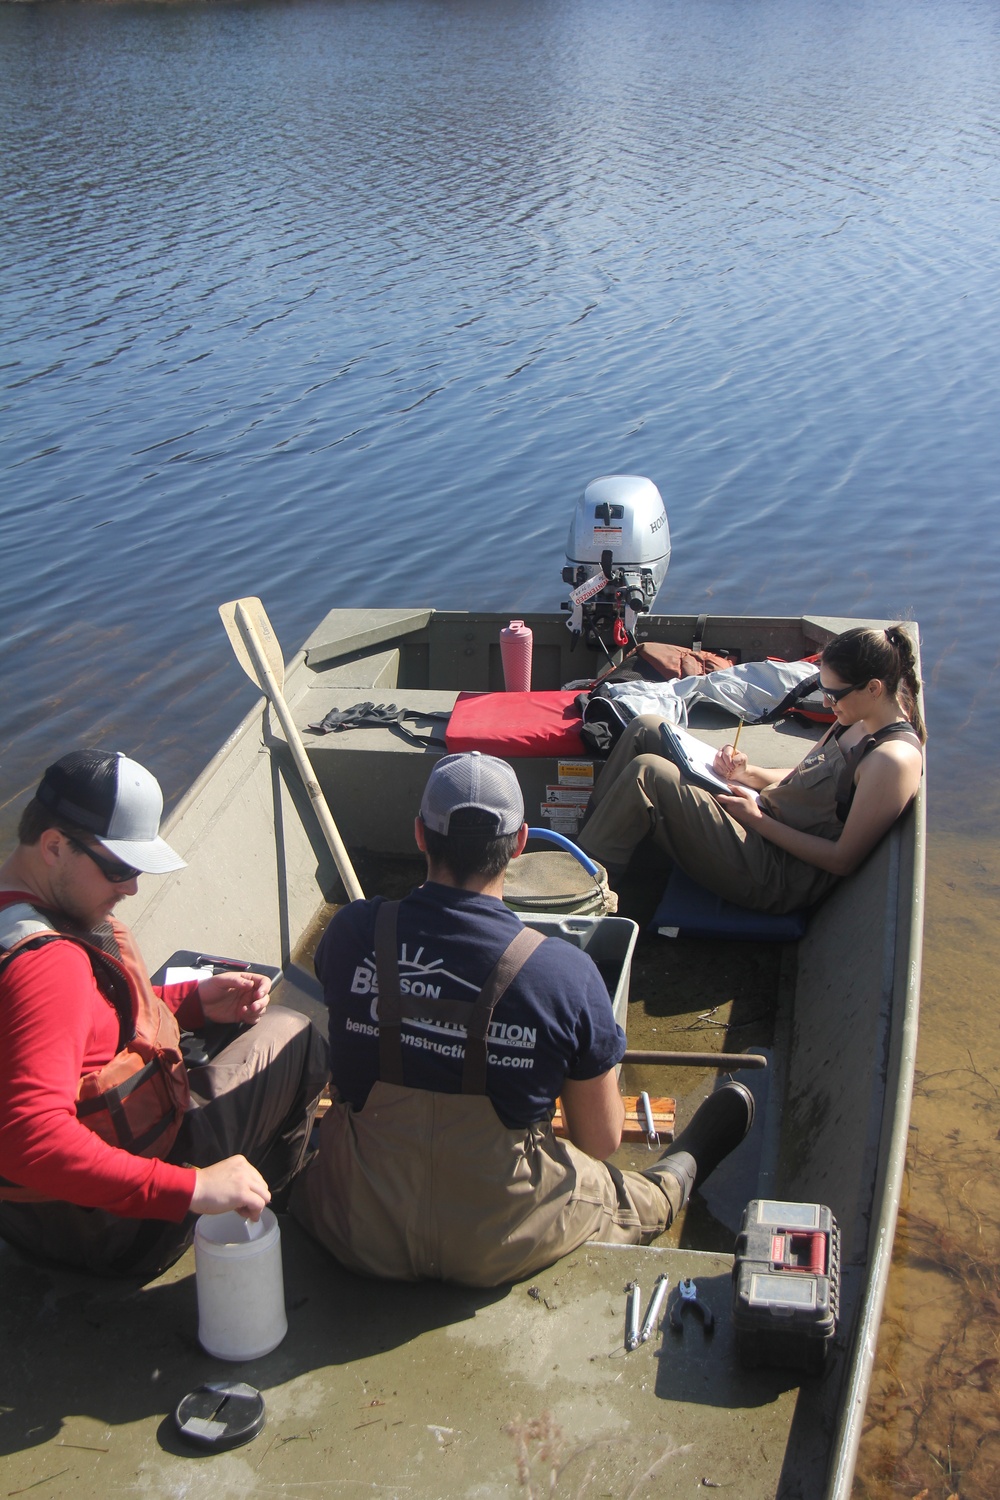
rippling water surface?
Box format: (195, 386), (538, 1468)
(2, 0), (1000, 1491)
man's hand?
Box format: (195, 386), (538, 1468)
(189, 1155), (271, 1221)
(197, 971), (271, 1025)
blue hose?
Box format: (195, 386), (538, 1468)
(525, 826), (601, 878)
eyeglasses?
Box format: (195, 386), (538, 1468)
(818, 679), (867, 704)
(63, 834), (140, 885)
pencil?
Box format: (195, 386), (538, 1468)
(732, 718), (744, 753)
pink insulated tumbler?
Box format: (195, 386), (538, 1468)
(500, 620), (533, 692)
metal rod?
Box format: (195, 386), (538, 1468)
(638, 1091), (660, 1148)
(624, 1282), (641, 1352)
(622, 1050), (767, 1069)
(639, 1274), (670, 1343)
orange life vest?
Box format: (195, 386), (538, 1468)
(0, 900), (191, 1202)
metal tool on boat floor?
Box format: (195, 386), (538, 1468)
(638, 1274), (669, 1343)
(671, 1277), (714, 1335)
(624, 1281), (642, 1351)
(624, 1275), (670, 1349)
(219, 596), (364, 902)
(638, 1090), (660, 1148)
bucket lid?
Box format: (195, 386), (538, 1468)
(502, 851), (617, 915)
(175, 1382), (266, 1451)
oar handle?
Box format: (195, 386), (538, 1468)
(622, 1050), (767, 1069)
(235, 604), (364, 904)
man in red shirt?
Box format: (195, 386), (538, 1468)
(0, 749), (328, 1278)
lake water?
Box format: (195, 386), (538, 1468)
(2, 0), (1000, 1491)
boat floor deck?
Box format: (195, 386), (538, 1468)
(0, 677), (860, 1499)
(0, 862), (833, 1500)
(1, 1235), (813, 1500)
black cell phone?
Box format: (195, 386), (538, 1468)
(194, 954), (254, 973)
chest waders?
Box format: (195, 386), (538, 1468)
(762, 719), (922, 835)
(579, 714), (923, 916)
(291, 901), (671, 1286)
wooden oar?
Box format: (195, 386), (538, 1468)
(622, 1050), (767, 1069)
(219, 596), (364, 903)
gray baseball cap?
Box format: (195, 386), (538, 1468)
(36, 749), (186, 874)
(419, 752), (524, 837)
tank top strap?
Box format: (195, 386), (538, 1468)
(835, 720), (922, 822)
(842, 719), (921, 777)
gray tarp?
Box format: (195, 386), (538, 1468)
(604, 658), (819, 727)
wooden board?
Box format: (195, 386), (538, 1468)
(553, 1094), (675, 1144)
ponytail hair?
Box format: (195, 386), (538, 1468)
(820, 625), (926, 744)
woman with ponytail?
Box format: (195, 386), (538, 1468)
(578, 625), (925, 915)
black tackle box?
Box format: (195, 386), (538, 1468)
(732, 1199), (840, 1375)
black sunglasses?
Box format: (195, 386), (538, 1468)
(818, 679), (867, 704)
(63, 834), (140, 884)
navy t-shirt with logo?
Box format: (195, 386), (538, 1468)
(316, 882), (626, 1129)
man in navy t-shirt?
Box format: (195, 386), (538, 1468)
(291, 752), (753, 1287)
(318, 882), (626, 1134)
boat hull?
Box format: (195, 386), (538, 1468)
(1, 607), (922, 1500)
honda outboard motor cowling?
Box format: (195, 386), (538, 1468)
(562, 475), (670, 651)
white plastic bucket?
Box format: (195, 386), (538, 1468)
(194, 1209), (287, 1361)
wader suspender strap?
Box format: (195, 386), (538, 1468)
(373, 900), (545, 1094)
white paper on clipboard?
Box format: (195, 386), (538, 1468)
(658, 722), (760, 803)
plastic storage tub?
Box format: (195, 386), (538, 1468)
(520, 913), (638, 1035)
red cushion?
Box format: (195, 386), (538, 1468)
(445, 691), (586, 757)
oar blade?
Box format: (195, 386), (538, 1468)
(219, 596), (286, 690)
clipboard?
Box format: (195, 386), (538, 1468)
(658, 721), (760, 802)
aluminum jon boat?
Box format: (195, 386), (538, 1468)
(0, 593), (924, 1500)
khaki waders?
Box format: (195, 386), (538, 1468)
(577, 715), (854, 914)
(291, 901), (674, 1287)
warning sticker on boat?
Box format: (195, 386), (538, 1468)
(557, 760), (594, 786)
(545, 785), (591, 806)
(541, 803), (582, 836)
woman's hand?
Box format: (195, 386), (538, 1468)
(197, 971), (271, 1025)
(714, 784), (766, 828)
(714, 744), (749, 782)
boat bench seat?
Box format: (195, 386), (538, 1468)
(295, 684), (587, 854)
(294, 685), (827, 858)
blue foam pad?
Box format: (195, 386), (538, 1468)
(650, 867), (809, 941)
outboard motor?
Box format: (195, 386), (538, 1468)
(562, 475), (670, 653)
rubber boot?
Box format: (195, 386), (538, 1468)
(642, 1081), (755, 1215)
